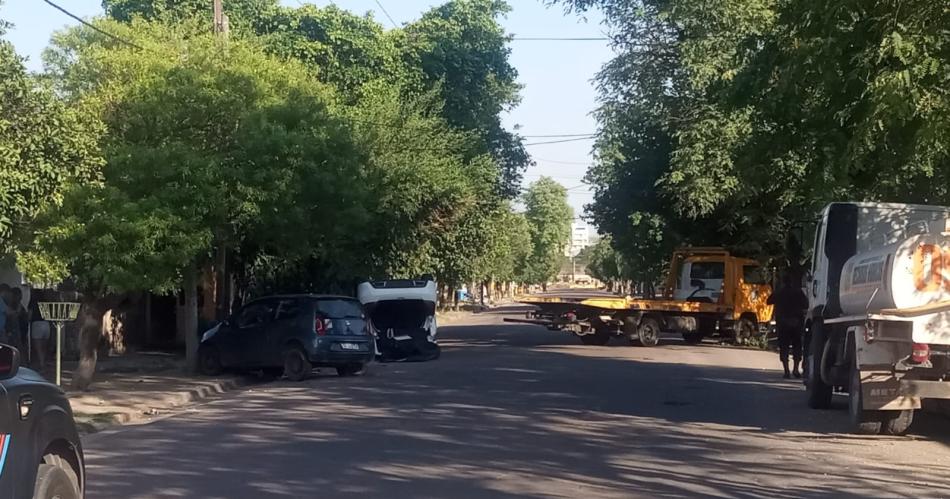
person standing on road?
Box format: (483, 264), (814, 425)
(767, 274), (808, 379)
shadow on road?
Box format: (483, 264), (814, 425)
(84, 322), (950, 499)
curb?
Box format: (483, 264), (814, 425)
(73, 375), (254, 435)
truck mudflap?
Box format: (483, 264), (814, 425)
(860, 371), (921, 410)
(859, 371), (950, 410)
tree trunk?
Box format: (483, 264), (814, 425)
(72, 297), (105, 391)
(215, 244), (228, 321)
(183, 265), (200, 374)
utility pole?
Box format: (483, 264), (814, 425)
(212, 0), (229, 35)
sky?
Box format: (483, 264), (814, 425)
(0, 0), (612, 222)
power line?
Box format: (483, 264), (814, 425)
(521, 133), (596, 138)
(532, 157), (592, 166)
(511, 37), (609, 41)
(524, 136), (597, 146)
(43, 0), (145, 51)
(373, 0), (399, 29)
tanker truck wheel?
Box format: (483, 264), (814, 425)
(849, 367), (882, 435)
(881, 410), (914, 436)
(806, 321), (834, 409)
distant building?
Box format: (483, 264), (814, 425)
(564, 223), (591, 257)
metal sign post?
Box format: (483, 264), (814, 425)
(38, 302), (80, 386)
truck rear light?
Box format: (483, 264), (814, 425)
(911, 343), (930, 364)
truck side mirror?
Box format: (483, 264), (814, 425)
(0, 344), (20, 380)
(690, 279), (706, 290)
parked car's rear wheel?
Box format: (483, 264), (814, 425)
(336, 363), (366, 377)
(283, 347), (312, 381)
(33, 463), (79, 499)
(198, 345), (223, 376)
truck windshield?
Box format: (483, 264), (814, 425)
(690, 262), (724, 280)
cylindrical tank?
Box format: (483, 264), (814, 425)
(839, 233), (950, 315)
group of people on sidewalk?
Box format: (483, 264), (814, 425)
(0, 285), (52, 370)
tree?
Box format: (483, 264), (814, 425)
(403, 0), (531, 198)
(522, 177), (573, 286)
(24, 21), (361, 388)
(102, 0), (279, 31)
(0, 11), (102, 250)
(562, 0), (949, 278)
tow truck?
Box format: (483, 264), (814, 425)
(508, 247), (773, 346)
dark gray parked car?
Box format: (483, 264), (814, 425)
(198, 295), (374, 380)
(0, 344), (85, 499)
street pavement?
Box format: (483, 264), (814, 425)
(82, 306), (950, 498)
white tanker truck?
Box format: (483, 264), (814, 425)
(806, 202), (950, 434)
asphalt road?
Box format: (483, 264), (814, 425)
(83, 307), (950, 498)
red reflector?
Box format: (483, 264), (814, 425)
(911, 343), (930, 363)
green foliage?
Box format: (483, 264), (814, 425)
(102, 0), (279, 31)
(0, 29), (103, 250)
(402, 0), (530, 198)
(25, 23), (359, 296)
(17, 1), (550, 300)
(563, 0), (950, 279)
(585, 236), (620, 284)
(523, 177), (573, 284)
(256, 5), (403, 101)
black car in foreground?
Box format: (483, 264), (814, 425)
(0, 344), (85, 499)
(198, 295), (375, 380)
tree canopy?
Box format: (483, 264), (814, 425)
(0, 12), (102, 251)
(523, 177), (573, 285)
(562, 0), (950, 280)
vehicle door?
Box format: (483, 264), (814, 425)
(0, 381), (12, 498)
(263, 299), (305, 366)
(230, 300), (277, 367)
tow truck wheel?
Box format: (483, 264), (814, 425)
(849, 367), (882, 434)
(637, 318), (661, 347)
(733, 318), (756, 346)
(881, 410), (914, 436)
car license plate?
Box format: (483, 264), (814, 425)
(339, 342), (361, 351)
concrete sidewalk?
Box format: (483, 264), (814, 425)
(45, 353), (257, 434)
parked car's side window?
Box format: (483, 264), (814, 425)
(236, 302), (276, 329)
(275, 299), (302, 321)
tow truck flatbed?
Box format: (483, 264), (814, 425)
(519, 295), (732, 314)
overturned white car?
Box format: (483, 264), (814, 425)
(357, 278), (440, 362)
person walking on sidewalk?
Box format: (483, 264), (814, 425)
(30, 289), (51, 370)
(11, 287), (29, 353)
(767, 274), (808, 379)
(0, 284), (11, 345)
